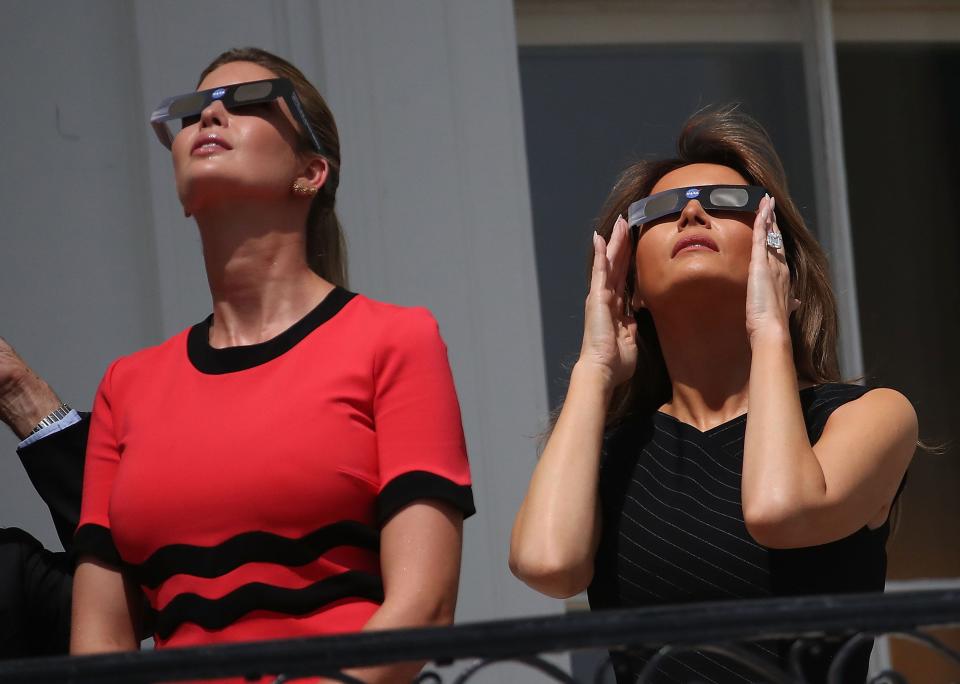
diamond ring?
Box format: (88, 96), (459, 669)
(766, 232), (783, 250)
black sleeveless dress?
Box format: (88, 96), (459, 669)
(588, 384), (902, 683)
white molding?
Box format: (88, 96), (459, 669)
(834, 7), (960, 41)
(516, 0), (960, 45)
(516, 0), (805, 45)
(886, 578), (960, 591)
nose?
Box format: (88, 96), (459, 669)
(676, 199), (710, 229)
(199, 99), (229, 129)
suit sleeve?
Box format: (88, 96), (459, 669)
(73, 363), (123, 567)
(0, 527), (72, 657)
(372, 308), (475, 526)
(16, 415), (90, 552)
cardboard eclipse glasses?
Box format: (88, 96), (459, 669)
(627, 185), (768, 230)
(149, 78), (326, 156)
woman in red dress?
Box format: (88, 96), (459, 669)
(71, 48), (474, 684)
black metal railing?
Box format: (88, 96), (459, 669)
(1, 589), (959, 683)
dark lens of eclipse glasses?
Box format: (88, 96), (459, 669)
(642, 192), (681, 221)
(708, 187), (750, 208)
(152, 78), (327, 156)
(168, 93), (206, 119)
(628, 184), (766, 230)
(233, 81), (275, 102)
(175, 82), (278, 131)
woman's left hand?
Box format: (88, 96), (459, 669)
(745, 195), (799, 345)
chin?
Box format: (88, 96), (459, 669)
(682, 254), (747, 278)
(648, 269), (747, 305)
(176, 173), (265, 213)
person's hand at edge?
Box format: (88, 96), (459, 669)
(579, 215), (639, 393)
(0, 337), (62, 440)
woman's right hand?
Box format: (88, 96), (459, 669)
(579, 215), (638, 390)
(511, 216), (636, 598)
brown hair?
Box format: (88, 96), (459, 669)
(199, 47), (348, 287)
(596, 105), (841, 427)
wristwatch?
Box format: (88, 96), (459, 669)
(29, 403), (72, 435)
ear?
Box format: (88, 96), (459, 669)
(296, 156), (330, 194)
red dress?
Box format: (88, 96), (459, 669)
(75, 288), (474, 652)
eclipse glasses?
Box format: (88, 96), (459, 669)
(149, 78), (326, 155)
(627, 185), (767, 230)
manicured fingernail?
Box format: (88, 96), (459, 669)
(770, 197), (776, 211)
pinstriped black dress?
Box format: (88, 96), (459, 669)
(588, 384), (897, 684)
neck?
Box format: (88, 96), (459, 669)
(648, 289), (754, 430)
(193, 201), (333, 349)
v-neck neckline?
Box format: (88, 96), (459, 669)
(655, 385), (822, 437)
(655, 410), (747, 438)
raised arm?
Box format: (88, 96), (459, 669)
(0, 337), (62, 440)
(1, 337), (86, 550)
(510, 217), (637, 598)
(741, 197), (916, 548)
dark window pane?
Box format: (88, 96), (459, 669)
(838, 43), (960, 581)
(519, 44), (816, 406)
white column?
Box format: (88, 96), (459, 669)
(0, 0), (162, 548)
(312, 0), (562, 637)
(800, 0), (865, 379)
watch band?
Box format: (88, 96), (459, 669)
(29, 403), (73, 435)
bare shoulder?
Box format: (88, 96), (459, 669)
(835, 387), (916, 427)
(824, 387), (918, 454)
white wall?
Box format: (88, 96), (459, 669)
(1, 0), (564, 679)
(1, 0), (163, 542)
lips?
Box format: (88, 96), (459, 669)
(191, 134), (232, 155)
(671, 234), (719, 257)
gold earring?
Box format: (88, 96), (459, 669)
(292, 181), (317, 197)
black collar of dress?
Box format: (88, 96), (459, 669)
(187, 287), (356, 374)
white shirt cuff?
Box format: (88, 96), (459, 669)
(17, 409), (82, 449)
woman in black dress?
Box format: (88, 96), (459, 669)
(510, 107), (916, 683)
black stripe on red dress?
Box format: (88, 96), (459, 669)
(154, 570), (385, 639)
(73, 523), (122, 567)
(129, 520), (381, 589)
(376, 471), (475, 525)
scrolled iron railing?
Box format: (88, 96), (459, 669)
(0, 588), (958, 683)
